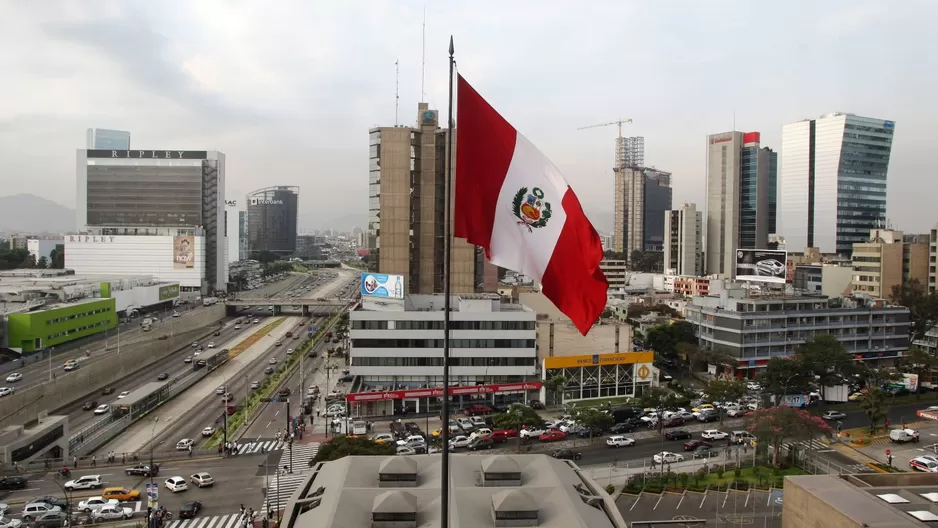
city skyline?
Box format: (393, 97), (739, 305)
(1, 1), (936, 233)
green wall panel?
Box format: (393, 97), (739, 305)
(7, 298), (118, 353)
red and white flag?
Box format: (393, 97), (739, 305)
(454, 75), (608, 335)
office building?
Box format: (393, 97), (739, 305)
(852, 229), (930, 299)
(239, 211), (249, 261)
(72, 149), (227, 293)
(85, 128), (130, 150)
(296, 235), (325, 260)
(347, 292), (537, 417)
(368, 103), (476, 294)
(225, 199), (241, 264)
(929, 223), (937, 293)
(610, 137), (672, 256)
(281, 454), (628, 528)
(779, 113), (895, 256)
(246, 186), (299, 257)
(706, 131), (777, 277)
(783, 473), (938, 528)
(686, 289), (910, 377)
(664, 203), (703, 276)
(793, 264), (854, 297)
(599, 259), (628, 290)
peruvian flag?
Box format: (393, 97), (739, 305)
(454, 75), (608, 335)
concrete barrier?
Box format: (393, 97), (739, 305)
(0, 305), (227, 428)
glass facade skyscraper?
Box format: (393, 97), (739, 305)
(86, 128), (131, 150)
(246, 186), (299, 257)
(780, 113), (894, 255)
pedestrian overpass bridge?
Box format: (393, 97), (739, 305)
(225, 297), (349, 316)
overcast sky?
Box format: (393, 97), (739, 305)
(1, 0), (936, 233)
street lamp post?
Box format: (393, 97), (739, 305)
(149, 417), (160, 510)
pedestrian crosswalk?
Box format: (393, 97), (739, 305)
(260, 442), (321, 513)
(166, 513), (255, 528)
(781, 439), (834, 453)
(229, 439), (285, 455)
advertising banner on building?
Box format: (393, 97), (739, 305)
(361, 273), (404, 299)
(346, 382), (543, 402)
(173, 236), (195, 269)
(734, 249), (787, 284)
(159, 284), (180, 301)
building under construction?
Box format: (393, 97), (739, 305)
(612, 137), (672, 256)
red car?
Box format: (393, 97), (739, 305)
(495, 428), (518, 437)
(539, 430), (566, 442)
(683, 439), (713, 451)
(489, 431), (508, 443)
(464, 405), (493, 416)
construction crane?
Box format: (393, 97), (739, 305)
(577, 118), (633, 138)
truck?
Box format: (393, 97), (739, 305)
(822, 385), (850, 403)
(202, 297), (218, 307)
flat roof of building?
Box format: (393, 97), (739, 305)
(787, 473), (938, 526)
(284, 454), (627, 528)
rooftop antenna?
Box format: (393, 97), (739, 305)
(395, 59), (400, 126)
(420, 6), (426, 101)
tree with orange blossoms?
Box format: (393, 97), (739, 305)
(746, 406), (832, 467)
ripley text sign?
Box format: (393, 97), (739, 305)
(87, 150), (208, 159)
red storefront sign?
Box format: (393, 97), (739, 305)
(346, 382), (543, 402)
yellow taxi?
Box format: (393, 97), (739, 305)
(431, 428), (443, 438)
(102, 487), (140, 502)
(692, 404), (714, 413)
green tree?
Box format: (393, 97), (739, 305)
(310, 436), (396, 465)
(492, 403), (545, 451)
(890, 278), (938, 342)
(746, 406), (831, 466)
(758, 357), (812, 404)
(36, 256), (48, 269)
(858, 387), (888, 434)
(543, 375), (566, 406)
(646, 324), (678, 361)
(570, 408), (614, 443)
(704, 379), (747, 424)
(48, 246), (65, 268)
(900, 347), (937, 401)
(795, 335), (854, 410)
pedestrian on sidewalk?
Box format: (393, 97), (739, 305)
(188, 445), (193, 457)
(122, 453), (126, 464)
(73, 456), (78, 468)
(91, 455), (96, 467)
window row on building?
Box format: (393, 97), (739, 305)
(352, 338), (536, 349)
(353, 357), (536, 368)
(352, 319), (536, 331)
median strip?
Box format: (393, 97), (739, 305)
(228, 318), (286, 360)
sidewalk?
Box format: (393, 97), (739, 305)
(101, 318), (301, 454)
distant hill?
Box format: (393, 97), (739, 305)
(0, 194), (74, 235)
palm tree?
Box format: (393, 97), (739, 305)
(859, 387), (888, 434)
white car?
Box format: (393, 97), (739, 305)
(701, 430), (729, 441)
(520, 428), (547, 439)
(5, 373), (22, 383)
(606, 436), (636, 447)
(726, 407), (748, 417)
(235, 325), (241, 330)
(324, 406), (346, 417)
(117, 391), (131, 399)
(207, 342), (215, 348)
(94, 404), (110, 415)
(21, 503), (60, 520)
(165, 477), (187, 493)
(269, 357), (278, 365)
(746, 382), (761, 391)
(286, 348), (294, 355)
(201, 426), (216, 437)
(0, 387), (13, 397)
(558, 422), (579, 433)
(448, 436), (472, 448)
(78, 497), (118, 513)
(64, 475), (103, 491)
(215, 386), (226, 395)
(190, 472), (214, 488)
(172, 312), (180, 318)
(251, 381), (260, 390)
(654, 452), (685, 464)
(176, 438), (194, 450)
(0, 516), (22, 528)
(372, 433), (395, 444)
(93, 505), (133, 521)
(455, 418), (474, 430)
(396, 446), (416, 456)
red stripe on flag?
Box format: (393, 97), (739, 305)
(541, 188), (609, 335)
(454, 74), (517, 256)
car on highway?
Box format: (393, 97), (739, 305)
(692, 445), (718, 458)
(653, 452), (685, 464)
(683, 439), (713, 451)
(63, 361), (79, 372)
(64, 475), (103, 491)
(184, 356), (193, 363)
(215, 386), (227, 395)
(26, 496), (68, 511)
(0, 516), (22, 528)
(207, 342), (215, 348)
(253, 319), (260, 324)
(822, 411), (847, 421)
(701, 430), (728, 441)
(172, 312), (180, 318)
(221, 392), (233, 402)
(93, 404), (110, 415)
(77, 497), (120, 514)
(25, 511), (66, 527)
(157, 373), (169, 381)
(539, 430), (566, 442)
(125, 464), (159, 477)
(102, 487), (141, 502)
(250, 380), (260, 390)
(21, 503), (61, 521)
(179, 500), (203, 519)
(606, 436), (636, 448)
(665, 430), (692, 441)
(102, 388), (114, 395)
(201, 426), (216, 437)
(92, 504), (134, 521)
(0, 476), (28, 490)
(117, 391), (131, 399)
(396, 446), (417, 456)
(372, 433), (395, 444)
(264, 366), (275, 375)
(910, 456), (938, 472)
(278, 387), (291, 398)
(468, 438), (495, 451)
(81, 401), (96, 411)
(235, 325), (241, 330)
(269, 357), (278, 365)
(176, 439), (194, 451)
(5, 373), (22, 383)
(0, 387), (13, 397)
(190, 472), (214, 488)
(551, 449), (582, 461)
(165, 477), (187, 493)
(286, 348), (294, 355)
(275, 341), (283, 346)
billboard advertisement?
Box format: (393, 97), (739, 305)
(173, 236), (195, 269)
(734, 249), (787, 284)
(361, 273), (404, 299)
(159, 284), (180, 301)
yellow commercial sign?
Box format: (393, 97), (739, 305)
(544, 351), (654, 370)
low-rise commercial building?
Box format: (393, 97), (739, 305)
(281, 454), (627, 528)
(686, 288), (910, 377)
(0, 415), (69, 464)
(793, 264), (854, 297)
(348, 293), (538, 417)
(851, 228), (929, 298)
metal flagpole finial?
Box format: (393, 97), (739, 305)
(449, 35), (454, 57)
